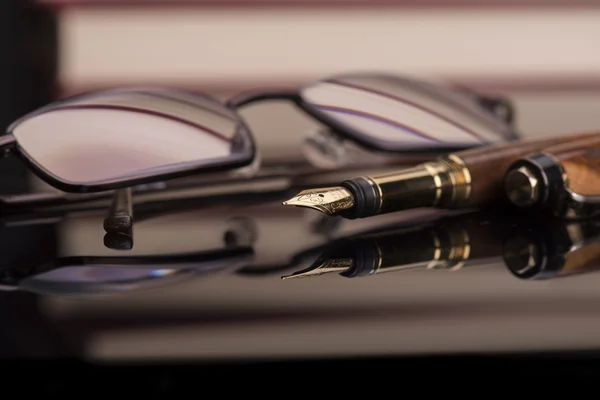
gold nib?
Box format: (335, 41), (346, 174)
(282, 186), (355, 215)
(281, 258), (354, 279)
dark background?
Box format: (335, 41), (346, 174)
(0, 1), (59, 359)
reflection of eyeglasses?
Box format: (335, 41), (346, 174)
(6, 72), (517, 195)
(0, 247), (253, 297)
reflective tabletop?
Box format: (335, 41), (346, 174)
(6, 181), (600, 365)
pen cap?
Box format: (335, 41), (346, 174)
(504, 133), (600, 218)
(453, 130), (600, 209)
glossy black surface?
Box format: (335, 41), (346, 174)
(6, 174), (600, 366)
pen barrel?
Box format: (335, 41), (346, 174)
(357, 154), (472, 216)
(367, 164), (443, 214)
(456, 130), (600, 208)
(543, 136), (600, 196)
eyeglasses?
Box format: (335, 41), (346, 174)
(4, 73), (519, 236)
(5, 72), (518, 195)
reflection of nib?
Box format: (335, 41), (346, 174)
(281, 258), (353, 279)
(282, 187), (355, 216)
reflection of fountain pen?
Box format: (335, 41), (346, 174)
(282, 131), (600, 219)
(282, 211), (509, 279)
(284, 211), (600, 281)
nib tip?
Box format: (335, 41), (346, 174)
(280, 187), (355, 215)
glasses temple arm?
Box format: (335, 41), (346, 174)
(451, 84), (516, 126)
(475, 94), (515, 126)
(103, 187), (133, 234)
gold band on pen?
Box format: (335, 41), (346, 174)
(368, 155), (473, 214)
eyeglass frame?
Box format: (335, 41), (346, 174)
(3, 87), (259, 194)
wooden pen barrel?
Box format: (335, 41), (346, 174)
(538, 136), (600, 196)
(455, 130), (600, 207)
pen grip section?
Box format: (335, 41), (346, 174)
(369, 164), (442, 215)
(543, 136), (600, 196)
(458, 130), (600, 207)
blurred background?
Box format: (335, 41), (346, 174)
(4, 0), (600, 361)
(5, 0), (600, 191)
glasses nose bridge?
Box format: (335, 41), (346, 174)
(301, 128), (349, 169)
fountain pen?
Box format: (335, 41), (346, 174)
(282, 130), (600, 219)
